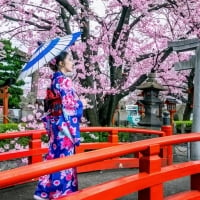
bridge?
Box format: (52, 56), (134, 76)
(0, 126), (200, 199)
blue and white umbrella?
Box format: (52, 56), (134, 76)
(18, 32), (81, 80)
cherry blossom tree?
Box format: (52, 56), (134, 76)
(0, 0), (199, 125)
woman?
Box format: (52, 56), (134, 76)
(34, 51), (83, 200)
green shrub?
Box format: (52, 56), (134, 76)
(119, 132), (131, 142)
(0, 123), (48, 151)
(81, 131), (131, 143)
(174, 120), (192, 126)
(174, 120), (192, 133)
(81, 132), (108, 143)
(0, 123), (19, 133)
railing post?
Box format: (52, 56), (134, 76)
(108, 129), (118, 143)
(191, 173), (200, 190)
(138, 144), (163, 200)
(161, 111), (173, 165)
(28, 131), (43, 164)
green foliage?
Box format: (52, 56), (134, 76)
(17, 136), (30, 147)
(174, 120), (192, 133)
(0, 123), (48, 149)
(0, 123), (20, 149)
(174, 120), (192, 126)
(0, 40), (25, 108)
(0, 123), (19, 133)
(81, 132), (108, 142)
(42, 134), (49, 143)
(0, 123), (40, 150)
(81, 132), (131, 143)
(119, 132), (131, 142)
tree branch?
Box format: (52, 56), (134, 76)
(56, 0), (77, 16)
(3, 14), (52, 30)
(118, 74), (147, 99)
(8, 3), (59, 26)
(60, 7), (71, 34)
(109, 6), (131, 87)
(10, 2), (58, 13)
(109, 2), (173, 89)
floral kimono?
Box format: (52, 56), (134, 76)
(34, 71), (83, 199)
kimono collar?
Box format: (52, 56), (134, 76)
(52, 71), (69, 80)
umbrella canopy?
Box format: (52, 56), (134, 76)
(18, 32), (81, 80)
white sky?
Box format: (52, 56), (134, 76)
(91, 0), (106, 17)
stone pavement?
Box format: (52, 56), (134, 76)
(0, 168), (189, 200)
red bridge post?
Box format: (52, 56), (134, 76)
(108, 129), (119, 143)
(138, 144), (162, 200)
(28, 131), (43, 164)
(161, 125), (173, 165)
(191, 173), (200, 190)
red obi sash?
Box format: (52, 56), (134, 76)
(44, 88), (62, 116)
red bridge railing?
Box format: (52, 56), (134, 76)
(0, 129), (200, 199)
(0, 126), (171, 173)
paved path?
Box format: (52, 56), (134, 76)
(0, 168), (189, 200)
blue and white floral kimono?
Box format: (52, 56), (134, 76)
(34, 71), (83, 199)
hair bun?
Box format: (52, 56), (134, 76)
(50, 58), (57, 66)
(49, 58), (58, 72)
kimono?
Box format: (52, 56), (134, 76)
(34, 71), (83, 199)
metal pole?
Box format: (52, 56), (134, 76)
(191, 46), (200, 160)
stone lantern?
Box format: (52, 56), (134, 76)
(136, 73), (167, 128)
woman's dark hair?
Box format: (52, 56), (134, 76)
(49, 51), (68, 72)
(55, 51), (68, 66)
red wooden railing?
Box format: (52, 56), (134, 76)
(0, 130), (200, 199)
(0, 126), (171, 173)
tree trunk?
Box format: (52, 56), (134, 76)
(183, 69), (194, 120)
(85, 109), (100, 126)
(183, 103), (192, 120)
(98, 95), (119, 126)
(183, 89), (193, 120)
(31, 71), (39, 98)
(84, 93), (100, 126)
